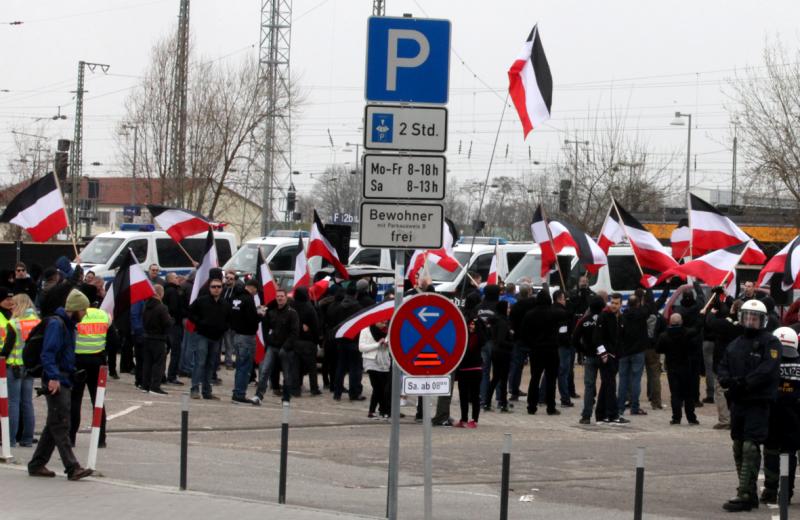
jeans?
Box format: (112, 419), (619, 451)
(581, 355), (599, 420)
(257, 347), (297, 400)
(221, 329), (235, 368)
(702, 340), (715, 400)
(179, 327), (196, 376)
(7, 366), (34, 446)
(557, 346), (576, 403)
(192, 334), (220, 397)
(233, 334), (255, 399)
(479, 342), (492, 405)
(29, 386), (80, 475)
(617, 351), (645, 414)
(167, 323), (183, 380)
(508, 342), (530, 396)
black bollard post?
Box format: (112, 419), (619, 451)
(279, 400), (290, 504)
(180, 393), (189, 491)
(500, 433), (512, 520)
(633, 447), (645, 520)
(779, 453), (789, 520)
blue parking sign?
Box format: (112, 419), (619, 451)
(365, 16), (451, 104)
(371, 113), (394, 143)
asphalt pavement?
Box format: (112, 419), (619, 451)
(0, 366), (792, 519)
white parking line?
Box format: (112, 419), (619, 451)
(107, 405), (142, 421)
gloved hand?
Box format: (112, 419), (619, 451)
(725, 377), (747, 401)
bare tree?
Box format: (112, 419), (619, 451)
(298, 165), (360, 225)
(726, 40), (800, 205)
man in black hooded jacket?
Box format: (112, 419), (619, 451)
(332, 284), (364, 401)
(522, 290), (563, 415)
(292, 286), (321, 396)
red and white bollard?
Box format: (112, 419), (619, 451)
(86, 365), (107, 470)
(0, 358), (13, 463)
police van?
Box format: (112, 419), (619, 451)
(223, 230), (312, 276)
(77, 224), (238, 280)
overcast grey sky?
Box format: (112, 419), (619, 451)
(3, 0), (800, 200)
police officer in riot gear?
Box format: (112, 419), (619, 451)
(718, 299), (782, 512)
(760, 326), (800, 504)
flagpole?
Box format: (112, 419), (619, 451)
(686, 191), (694, 261)
(460, 92), (510, 304)
(611, 198), (646, 281)
(51, 171), (81, 259)
(719, 240), (750, 290)
(540, 204), (567, 290)
(177, 241), (196, 265)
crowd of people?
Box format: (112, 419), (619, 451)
(1, 258), (798, 511)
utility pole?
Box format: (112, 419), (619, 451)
(70, 60), (110, 233)
(169, 0), (190, 207)
(259, 0), (293, 236)
(122, 124), (139, 208)
(372, 0), (386, 16)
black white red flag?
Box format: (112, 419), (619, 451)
(756, 235), (800, 290)
(100, 248), (155, 321)
(307, 210), (349, 279)
(655, 241), (750, 288)
(189, 227), (218, 304)
(291, 235), (310, 292)
(0, 172), (68, 242)
(554, 220), (608, 274)
(508, 24), (553, 138)
(147, 205), (214, 243)
(689, 194), (765, 264)
(335, 300), (395, 340)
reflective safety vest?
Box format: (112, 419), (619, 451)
(0, 312), (8, 345)
(9, 311), (41, 367)
(75, 308), (110, 355)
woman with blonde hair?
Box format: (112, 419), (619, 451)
(1, 293), (40, 447)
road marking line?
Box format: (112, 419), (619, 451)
(107, 405), (142, 421)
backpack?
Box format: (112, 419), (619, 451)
(22, 316), (65, 377)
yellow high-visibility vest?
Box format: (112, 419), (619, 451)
(8, 311), (40, 367)
(75, 308), (110, 355)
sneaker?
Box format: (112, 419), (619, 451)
(687, 418), (700, 425)
(561, 401), (574, 408)
(579, 417), (591, 425)
(167, 379), (185, 386)
(232, 396), (251, 405)
(527, 407), (537, 415)
(570, 393), (581, 399)
(68, 467), (93, 481)
(466, 420), (478, 429)
(651, 403), (664, 410)
(149, 389), (168, 396)
(499, 404), (511, 413)
(454, 420), (467, 428)
(482, 404), (492, 412)
(546, 409), (561, 416)
(251, 396), (262, 406)
(367, 412), (378, 419)
(611, 417), (630, 424)
(433, 419), (453, 427)
(600, 418), (611, 424)
(670, 419), (681, 425)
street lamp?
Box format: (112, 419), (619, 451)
(670, 111), (692, 198)
(121, 123), (139, 207)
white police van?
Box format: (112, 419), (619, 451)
(223, 230), (313, 276)
(77, 224), (238, 281)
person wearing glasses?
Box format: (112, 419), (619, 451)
(12, 262), (37, 302)
(188, 278), (231, 400)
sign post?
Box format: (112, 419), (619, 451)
(364, 14), (451, 520)
(388, 293), (467, 520)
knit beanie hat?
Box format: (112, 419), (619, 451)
(65, 289), (90, 312)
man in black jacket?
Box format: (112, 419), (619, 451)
(333, 284), (364, 401)
(617, 292), (654, 417)
(142, 285), (173, 395)
(508, 285), (535, 401)
(593, 293), (629, 424)
(163, 273), (184, 385)
(553, 290), (576, 408)
(292, 286), (321, 396)
(656, 313), (702, 425)
(523, 290), (561, 415)
(188, 279), (230, 400)
(256, 289), (300, 402)
(230, 280), (262, 405)
(575, 297), (606, 424)
(705, 298), (743, 429)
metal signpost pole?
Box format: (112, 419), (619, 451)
(422, 394), (433, 520)
(387, 253), (404, 520)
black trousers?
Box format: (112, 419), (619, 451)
(322, 338), (338, 389)
(142, 338), (167, 392)
(596, 357), (619, 421)
(527, 351), (558, 412)
(30, 386), (81, 475)
(667, 366), (696, 422)
(133, 335), (144, 386)
(334, 341), (363, 399)
(457, 370), (482, 422)
(70, 356), (107, 446)
(487, 350), (511, 406)
(167, 323), (183, 381)
(119, 334), (134, 374)
(367, 370), (390, 414)
(295, 340), (319, 393)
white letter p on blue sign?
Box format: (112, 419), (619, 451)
(386, 29), (430, 91)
